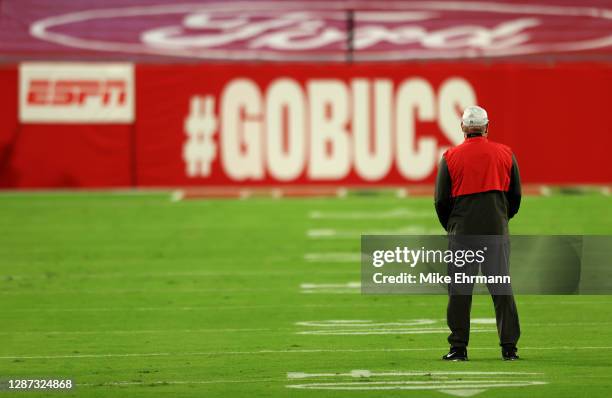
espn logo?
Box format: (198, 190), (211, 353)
(27, 80), (127, 106)
(19, 63), (134, 123)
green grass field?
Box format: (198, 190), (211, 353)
(0, 192), (611, 397)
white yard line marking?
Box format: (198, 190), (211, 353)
(306, 229), (337, 238)
(471, 318), (497, 324)
(301, 290), (358, 294)
(295, 319), (495, 335)
(300, 281), (360, 294)
(300, 282), (360, 289)
(440, 389), (485, 397)
(286, 370), (547, 395)
(1, 347), (611, 360)
(296, 319), (437, 327)
(307, 227), (440, 239)
(287, 380), (547, 391)
(297, 328), (494, 335)
(303, 253), (361, 262)
(309, 208), (430, 220)
(287, 371), (543, 379)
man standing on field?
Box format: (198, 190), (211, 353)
(434, 106), (521, 361)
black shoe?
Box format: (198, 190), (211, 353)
(502, 347), (519, 361)
(442, 347), (468, 361)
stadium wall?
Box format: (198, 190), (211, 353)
(0, 62), (611, 188)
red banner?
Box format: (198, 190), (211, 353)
(1, 62), (611, 188)
(135, 63), (612, 186)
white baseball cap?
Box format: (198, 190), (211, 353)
(462, 106), (489, 127)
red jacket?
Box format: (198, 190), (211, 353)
(444, 137), (513, 197)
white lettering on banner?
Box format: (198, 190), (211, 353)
(184, 77), (476, 182)
(266, 79), (306, 181)
(19, 63), (134, 123)
(352, 79), (392, 181)
(396, 78), (437, 180)
(308, 80), (351, 180)
(221, 79), (264, 180)
(184, 96), (218, 178)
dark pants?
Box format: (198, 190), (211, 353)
(446, 236), (520, 348)
(447, 294), (520, 348)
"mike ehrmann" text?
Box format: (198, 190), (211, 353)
(372, 272), (511, 285)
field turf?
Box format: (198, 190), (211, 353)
(0, 191), (611, 397)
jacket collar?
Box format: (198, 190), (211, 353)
(464, 136), (488, 143)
